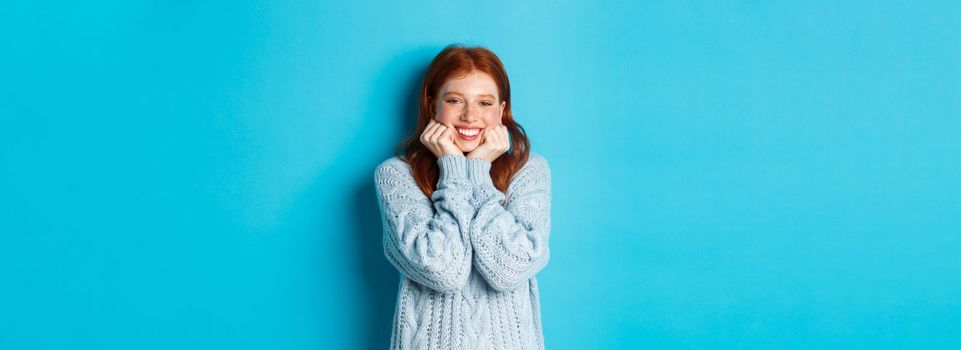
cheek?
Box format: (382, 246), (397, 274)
(435, 105), (455, 121)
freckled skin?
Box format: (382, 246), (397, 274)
(432, 71), (507, 153)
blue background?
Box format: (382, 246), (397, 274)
(2, 1), (959, 349)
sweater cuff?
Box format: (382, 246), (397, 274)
(437, 154), (468, 184)
(466, 157), (495, 189)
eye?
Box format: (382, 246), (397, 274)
(481, 101), (493, 106)
(446, 99), (460, 104)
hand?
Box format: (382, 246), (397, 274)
(467, 124), (510, 163)
(420, 119), (462, 158)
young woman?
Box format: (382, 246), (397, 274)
(373, 45), (552, 349)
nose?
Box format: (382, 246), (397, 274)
(461, 103), (479, 122)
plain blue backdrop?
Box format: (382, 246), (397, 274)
(2, 1), (959, 349)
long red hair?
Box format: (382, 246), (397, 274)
(395, 44), (531, 198)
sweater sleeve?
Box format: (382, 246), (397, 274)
(466, 155), (552, 292)
(374, 155), (475, 293)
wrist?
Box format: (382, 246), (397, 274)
(466, 154), (494, 163)
(437, 154), (468, 183)
(466, 157), (495, 189)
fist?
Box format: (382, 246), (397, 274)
(467, 124), (510, 163)
(420, 119), (462, 158)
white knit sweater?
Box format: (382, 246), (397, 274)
(373, 152), (551, 349)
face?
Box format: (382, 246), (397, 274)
(432, 70), (507, 153)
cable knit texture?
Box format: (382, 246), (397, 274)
(374, 152), (551, 350)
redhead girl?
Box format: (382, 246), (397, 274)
(374, 44), (552, 350)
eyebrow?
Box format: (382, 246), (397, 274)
(443, 92), (496, 99)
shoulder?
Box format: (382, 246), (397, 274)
(528, 152), (549, 169)
(374, 156), (413, 183)
(376, 155), (408, 172)
(520, 151), (550, 176)
(508, 152), (551, 189)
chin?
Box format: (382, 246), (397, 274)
(456, 142), (477, 154)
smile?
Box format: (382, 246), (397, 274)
(456, 127), (480, 141)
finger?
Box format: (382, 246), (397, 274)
(488, 125), (500, 143)
(443, 123), (458, 143)
(482, 125), (493, 142)
(501, 126), (510, 150)
(422, 122), (441, 144)
(438, 123), (452, 143)
(442, 122), (455, 137)
(424, 118), (436, 133)
(420, 122), (434, 141)
(503, 130), (512, 152)
(472, 127), (484, 144)
(431, 123), (448, 145)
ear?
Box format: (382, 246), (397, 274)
(499, 100), (506, 116)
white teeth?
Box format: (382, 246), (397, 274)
(457, 128), (479, 136)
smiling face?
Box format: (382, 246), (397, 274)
(432, 70), (507, 153)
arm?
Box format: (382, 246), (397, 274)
(466, 155), (552, 292)
(373, 155), (474, 293)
